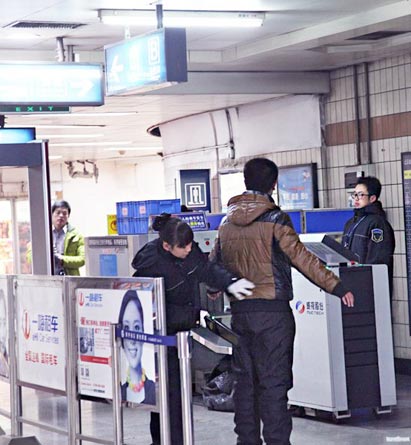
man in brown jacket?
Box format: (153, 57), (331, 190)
(211, 157), (354, 445)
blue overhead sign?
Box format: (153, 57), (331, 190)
(105, 28), (187, 95)
(0, 128), (36, 144)
(0, 63), (104, 106)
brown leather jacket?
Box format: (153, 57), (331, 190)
(211, 191), (347, 303)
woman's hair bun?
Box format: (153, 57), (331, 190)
(152, 213), (172, 232)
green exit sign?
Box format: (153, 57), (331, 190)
(0, 105), (70, 114)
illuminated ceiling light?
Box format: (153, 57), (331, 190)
(103, 146), (162, 151)
(61, 112), (138, 117)
(98, 9), (265, 28)
(52, 141), (133, 147)
(18, 112), (137, 118)
(34, 125), (104, 129)
(37, 133), (104, 138)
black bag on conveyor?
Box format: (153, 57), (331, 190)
(202, 355), (234, 412)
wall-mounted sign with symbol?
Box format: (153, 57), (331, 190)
(186, 183), (206, 207)
(0, 63), (104, 106)
(180, 169), (211, 212)
(105, 27), (187, 95)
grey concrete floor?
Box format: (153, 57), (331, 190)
(0, 374), (410, 444)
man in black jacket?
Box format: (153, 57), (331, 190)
(343, 176), (395, 293)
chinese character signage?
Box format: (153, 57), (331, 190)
(0, 63), (104, 106)
(105, 28), (187, 95)
(16, 281), (66, 391)
(401, 152), (411, 335)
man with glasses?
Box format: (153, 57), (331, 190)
(51, 200), (85, 275)
(343, 176), (395, 294)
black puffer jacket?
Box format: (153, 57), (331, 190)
(131, 239), (235, 334)
(342, 201), (395, 287)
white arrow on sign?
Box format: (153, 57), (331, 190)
(109, 55), (124, 82)
(69, 79), (94, 97)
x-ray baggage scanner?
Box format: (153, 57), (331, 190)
(288, 234), (396, 419)
(85, 232), (218, 277)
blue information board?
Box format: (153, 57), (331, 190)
(105, 28), (187, 95)
(0, 128), (36, 143)
(0, 63), (104, 106)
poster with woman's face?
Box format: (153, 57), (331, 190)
(76, 286), (156, 404)
(0, 281), (9, 379)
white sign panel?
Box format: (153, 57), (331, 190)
(16, 283), (66, 391)
(0, 278), (9, 379)
(185, 182), (207, 207)
(77, 287), (155, 403)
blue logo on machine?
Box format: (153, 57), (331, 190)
(371, 228), (384, 243)
(295, 301), (305, 314)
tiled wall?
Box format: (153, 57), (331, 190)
(324, 57), (411, 363)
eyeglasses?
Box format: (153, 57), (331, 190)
(350, 192), (370, 200)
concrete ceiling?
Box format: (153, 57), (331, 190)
(1, 0), (411, 164)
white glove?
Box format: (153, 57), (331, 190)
(200, 310), (210, 328)
(227, 278), (255, 300)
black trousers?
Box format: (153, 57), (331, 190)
(150, 346), (183, 445)
(231, 310), (295, 445)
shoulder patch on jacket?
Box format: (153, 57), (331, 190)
(371, 228), (383, 243)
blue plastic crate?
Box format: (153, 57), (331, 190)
(117, 217), (134, 235)
(135, 200), (159, 217)
(158, 199), (180, 214)
(134, 199), (181, 217)
(116, 201), (135, 218)
(134, 217), (149, 234)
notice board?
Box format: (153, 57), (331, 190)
(401, 152), (411, 335)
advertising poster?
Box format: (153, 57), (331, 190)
(76, 287), (156, 404)
(401, 152), (411, 335)
(16, 284), (66, 391)
(0, 278), (9, 379)
(278, 164), (318, 210)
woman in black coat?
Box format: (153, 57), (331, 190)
(131, 213), (253, 445)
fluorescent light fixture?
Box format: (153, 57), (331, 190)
(34, 125), (104, 129)
(52, 141), (133, 147)
(99, 9), (264, 28)
(62, 112), (137, 117)
(49, 155), (62, 160)
(18, 112), (136, 118)
(103, 146), (162, 151)
(37, 133), (104, 139)
(4, 32), (43, 40)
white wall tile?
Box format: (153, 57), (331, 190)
(385, 67), (393, 92)
(398, 64), (406, 89)
(392, 65), (400, 90)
